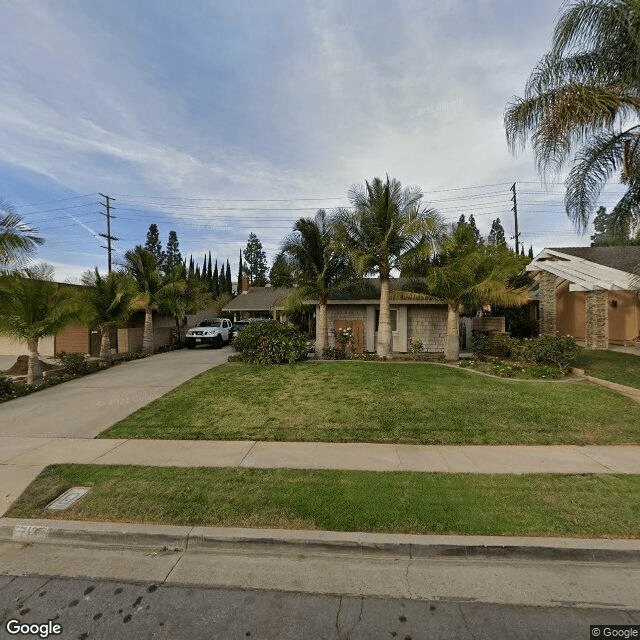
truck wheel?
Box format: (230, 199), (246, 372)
(214, 334), (223, 348)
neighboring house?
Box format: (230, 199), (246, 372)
(0, 277), (182, 357)
(527, 246), (640, 349)
(223, 278), (296, 322)
(320, 279), (449, 354)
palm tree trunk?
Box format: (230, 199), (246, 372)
(99, 327), (112, 366)
(142, 306), (154, 354)
(27, 339), (42, 384)
(316, 302), (327, 357)
(444, 301), (460, 361)
(377, 270), (392, 357)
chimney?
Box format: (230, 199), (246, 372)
(242, 275), (250, 294)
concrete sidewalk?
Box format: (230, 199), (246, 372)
(2, 436), (640, 515)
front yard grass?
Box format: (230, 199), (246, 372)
(7, 464), (639, 538)
(100, 361), (640, 445)
(573, 349), (640, 390)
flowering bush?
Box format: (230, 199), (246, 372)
(334, 327), (355, 355)
(232, 320), (308, 364)
(57, 352), (100, 375)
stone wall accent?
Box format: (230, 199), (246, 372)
(585, 290), (609, 350)
(538, 271), (557, 335)
(407, 306), (448, 352)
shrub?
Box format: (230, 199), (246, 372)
(232, 320), (308, 364)
(322, 347), (345, 360)
(409, 338), (424, 359)
(348, 351), (381, 361)
(520, 335), (578, 369)
(470, 332), (493, 360)
(57, 352), (96, 375)
(0, 374), (14, 400)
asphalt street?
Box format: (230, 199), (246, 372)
(1, 575), (639, 640)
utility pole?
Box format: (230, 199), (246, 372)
(511, 183), (520, 255)
(98, 193), (118, 273)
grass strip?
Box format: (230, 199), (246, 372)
(100, 362), (640, 445)
(7, 464), (640, 538)
(573, 349), (640, 390)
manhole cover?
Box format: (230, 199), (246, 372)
(46, 487), (92, 511)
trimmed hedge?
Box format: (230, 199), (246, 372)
(232, 321), (309, 364)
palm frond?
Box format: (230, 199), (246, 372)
(565, 127), (640, 227)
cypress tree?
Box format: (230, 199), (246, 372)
(237, 249), (243, 294)
(188, 255), (194, 279)
(219, 262), (226, 295)
(528, 245), (534, 259)
(226, 259), (232, 295)
(212, 260), (219, 298)
(195, 264), (201, 279)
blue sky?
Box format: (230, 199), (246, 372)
(0, 0), (629, 281)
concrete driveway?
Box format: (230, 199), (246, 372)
(0, 347), (232, 439)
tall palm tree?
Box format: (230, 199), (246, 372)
(80, 269), (137, 365)
(402, 227), (530, 360)
(281, 209), (353, 356)
(0, 264), (81, 383)
(0, 196), (43, 270)
(334, 176), (443, 357)
(504, 0), (640, 230)
(122, 246), (163, 354)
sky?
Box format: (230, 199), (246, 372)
(0, 0), (630, 282)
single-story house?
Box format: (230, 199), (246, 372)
(527, 246), (640, 349)
(319, 279), (450, 354)
(223, 277), (295, 322)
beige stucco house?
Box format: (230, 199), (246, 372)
(527, 246), (640, 349)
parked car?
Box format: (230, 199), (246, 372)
(185, 318), (232, 349)
(231, 321), (250, 338)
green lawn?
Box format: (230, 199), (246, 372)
(100, 361), (640, 445)
(7, 464), (639, 538)
(574, 349), (640, 389)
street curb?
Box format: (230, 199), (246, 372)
(2, 518), (639, 563)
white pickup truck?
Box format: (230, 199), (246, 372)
(185, 318), (232, 349)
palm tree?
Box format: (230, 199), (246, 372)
(156, 263), (205, 344)
(122, 246), (163, 354)
(402, 227), (530, 360)
(334, 176), (443, 357)
(504, 0), (640, 230)
(0, 264), (81, 383)
(281, 209), (353, 356)
(0, 196), (44, 270)
(80, 269), (136, 365)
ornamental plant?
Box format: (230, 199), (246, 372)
(409, 337), (424, 359)
(334, 327), (355, 355)
(232, 320), (308, 364)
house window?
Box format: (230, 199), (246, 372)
(375, 309), (397, 332)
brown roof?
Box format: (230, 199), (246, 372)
(223, 287), (296, 312)
(550, 246), (640, 274)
